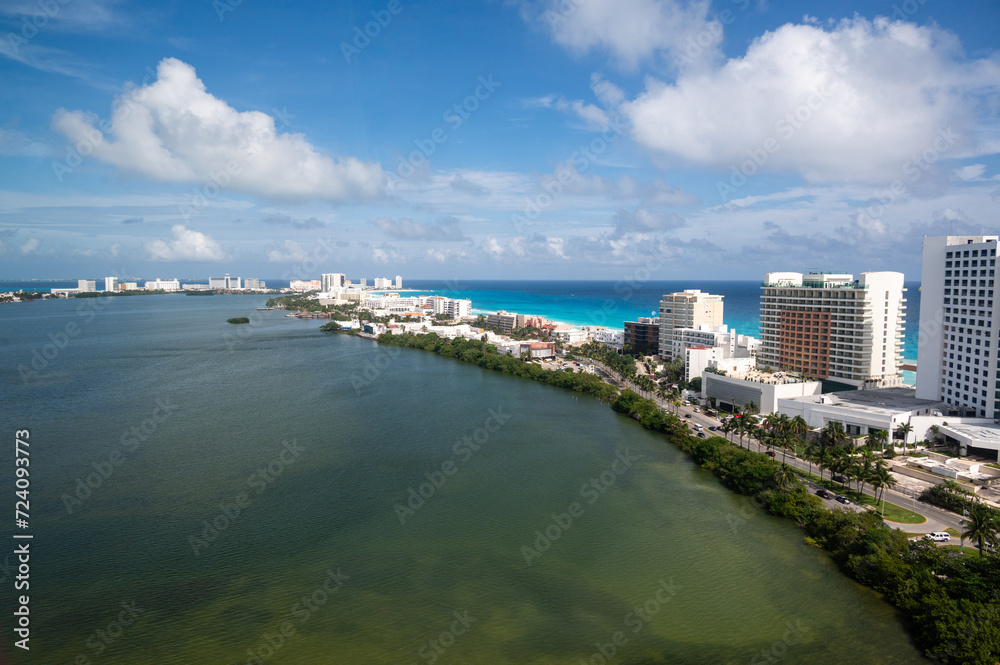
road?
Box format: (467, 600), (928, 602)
(577, 355), (967, 535)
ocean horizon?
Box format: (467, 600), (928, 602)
(1, 278), (922, 364)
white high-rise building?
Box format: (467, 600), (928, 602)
(373, 277), (393, 290)
(758, 271), (905, 388)
(395, 275), (402, 289)
(77, 279), (96, 293)
(658, 289), (724, 358)
(916, 235), (1000, 418)
(321, 273), (346, 292)
(104, 276), (117, 292)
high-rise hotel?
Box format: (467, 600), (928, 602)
(758, 272), (905, 388)
(916, 235), (1000, 418)
(658, 289), (724, 358)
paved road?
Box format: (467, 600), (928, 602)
(578, 356), (968, 536)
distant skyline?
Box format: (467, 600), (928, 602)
(1, 0), (998, 280)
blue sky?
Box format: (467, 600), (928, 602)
(1, 0), (998, 281)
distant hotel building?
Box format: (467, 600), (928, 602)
(758, 272), (905, 388)
(321, 273), (346, 292)
(209, 274), (241, 290)
(486, 310), (519, 334)
(916, 235), (1000, 418)
(290, 279), (321, 292)
(624, 317), (660, 355)
(244, 278), (265, 290)
(144, 278), (181, 291)
(104, 276), (117, 292)
(658, 290), (724, 358)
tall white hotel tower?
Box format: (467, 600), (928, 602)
(916, 235), (1000, 418)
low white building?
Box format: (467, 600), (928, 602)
(144, 278), (181, 291)
(702, 371), (822, 415)
(552, 327), (588, 344)
(592, 327), (625, 349)
(777, 387), (945, 439)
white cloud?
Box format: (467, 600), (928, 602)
(0, 129), (49, 157)
(527, 0), (719, 70)
(145, 224), (226, 261)
(266, 240), (310, 263)
(373, 217), (469, 242)
(622, 17), (1000, 184)
(20, 237), (39, 254)
(52, 58), (385, 202)
(955, 164), (986, 181)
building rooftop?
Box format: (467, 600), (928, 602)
(784, 387), (944, 415)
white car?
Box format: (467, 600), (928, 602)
(923, 532), (951, 543)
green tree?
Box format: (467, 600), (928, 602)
(962, 504), (1000, 558)
(895, 422), (914, 454)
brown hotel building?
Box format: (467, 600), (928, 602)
(759, 272), (906, 388)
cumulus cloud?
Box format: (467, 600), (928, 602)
(20, 237), (39, 254)
(524, 0), (720, 70)
(266, 239), (311, 263)
(622, 17), (1000, 184)
(450, 174), (491, 196)
(611, 208), (687, 236)
(263, 214), (327, 229)
(52, 58), (385, 202)
(145, 224), (226, 261)
(373, 216), (469, 242)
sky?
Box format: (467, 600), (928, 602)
(0, 0), (998, 282)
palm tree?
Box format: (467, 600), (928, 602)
(721, 419), (735, 443)
(870, 461), (896, 509)
(867, 428), (888, 454)
(821, 421), (847, 450)
(772, 464), (797, 492)
(789, 415), (808, 454)
(815, 446), (833, 483)
(894, 422), (914, 454)
(803, 442), (818, 477)
(961, 504), (1000, 558)
(744, 401), (760, 417)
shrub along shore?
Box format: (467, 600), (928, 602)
(354, 331), (1000, 664)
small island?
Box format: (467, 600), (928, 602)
(227, 317), (250, 324)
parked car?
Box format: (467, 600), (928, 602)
(765, 451), (776, 457)
(685, 413), (693, 419)
(708, 426), (718, 431)
(816, 489), (832, 499)
(831, 474), (847, 483)
(835, 495), (851, 505)
(697, 432), (707, 438)
(923, 532), (951, 542)
(693, 407), (700, 413)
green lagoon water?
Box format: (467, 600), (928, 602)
(0, 295), (925, 664)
